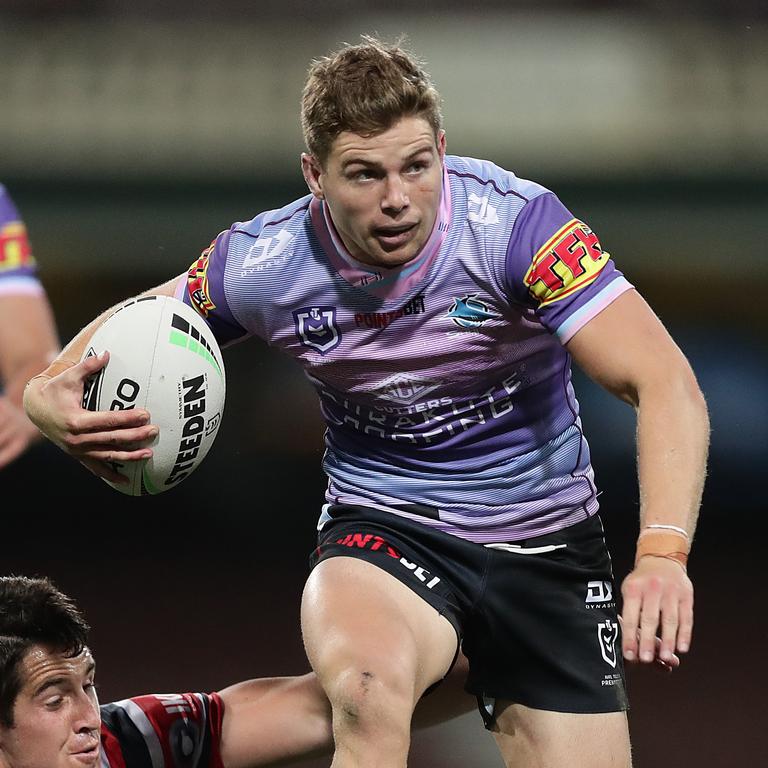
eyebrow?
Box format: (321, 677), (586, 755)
(33, 677), (67, 698)
(32, 660), (96, 698)
(341, 145), (436, 170)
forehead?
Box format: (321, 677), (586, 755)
(20, 645), (95, 692)
(329, 116), (438, 164)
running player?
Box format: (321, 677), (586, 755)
(24, 37), (708, 768)
(0, 185), (59, 467)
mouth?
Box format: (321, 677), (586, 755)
(372, 222), (418, 251)
(70, 745), (99, 765)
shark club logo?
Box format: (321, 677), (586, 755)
(446, 294), (498, 330)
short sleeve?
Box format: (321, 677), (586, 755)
(182, 226), (249, 346)
(100, 692), (225, 768)
(504, 192), (633, 343)
(0, 185), (43, 295)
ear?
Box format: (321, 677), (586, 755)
(301, 153), (324, 199)
(437, 129), (446, 161)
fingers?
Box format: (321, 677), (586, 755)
(63, 423), (158, 451)
(677, 589), (694, 654)
(654, 635), (680, 671)
(620, 579), (641, 661)
(75, 349), (110, 378)
(658, 590), (680, 664)
(638, 575), (663, 662)
(621, 558), (694, 666)
(0, 435), (26, 468)
(0, 400), (39, 467)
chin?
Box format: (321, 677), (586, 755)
(382, 252), (417, 267)
(373, 243), (422, 268)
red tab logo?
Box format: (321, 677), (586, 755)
(524, 219), (610, 306)
(0, 222), (34, 272)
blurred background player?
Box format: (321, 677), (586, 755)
(0, 184), (59, 468)
(0, 574), (479, 768)
(23, 37), (708, 768)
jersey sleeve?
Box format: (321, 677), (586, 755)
(504, 192), (633, 343)
(100, 692), (225, 768)
(181, 225), (249, 346)
(0, 184), (43, 296)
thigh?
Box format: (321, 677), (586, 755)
(412, 652), (476, 729)
(492, 701), (631, 768)
(301, 556), (458, 705)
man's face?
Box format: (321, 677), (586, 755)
(302, 115), (446, 268)
(0, 645), (100, 768)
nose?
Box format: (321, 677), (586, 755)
(381, 174), (409, 214)
(75, 691), (101, 734)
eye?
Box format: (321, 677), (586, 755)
(44, 695), (64, 710)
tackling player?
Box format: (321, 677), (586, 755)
(0, 185), (59, 467)
(24, 37), (708, 768)
(0, 575), (477, 768)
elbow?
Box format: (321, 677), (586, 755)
(640, 362), (710, 428)
(625, 353), (707, 407)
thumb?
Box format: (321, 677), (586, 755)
(75, 350), (110, 379)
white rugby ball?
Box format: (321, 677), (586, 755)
(81, 295), (226, 496)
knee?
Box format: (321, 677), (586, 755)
(324, 656), (416, 742)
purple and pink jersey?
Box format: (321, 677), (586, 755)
(181, 156), (633, 542)
(0, 184), (42, 297)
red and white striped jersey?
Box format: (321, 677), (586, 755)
(99, 692), (225, 768)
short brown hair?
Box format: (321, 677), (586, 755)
(0, 576), (90, 728)
(301, 36), (443, 164)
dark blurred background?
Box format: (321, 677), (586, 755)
(2, 2), (766, 766)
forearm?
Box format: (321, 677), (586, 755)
(635, 375), (709, 540)
(31, 276), (182, 383)
(37, 305), (117, 379)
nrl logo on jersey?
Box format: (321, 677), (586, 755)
(293, 306), (342, 355)
(446, 294), (499, 330)
(372, 373), (442, 405)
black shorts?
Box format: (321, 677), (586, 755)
(311, 505), (628, 722)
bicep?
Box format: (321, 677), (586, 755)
(140, 273), (186, 299)
(565, 288), (697, 407)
